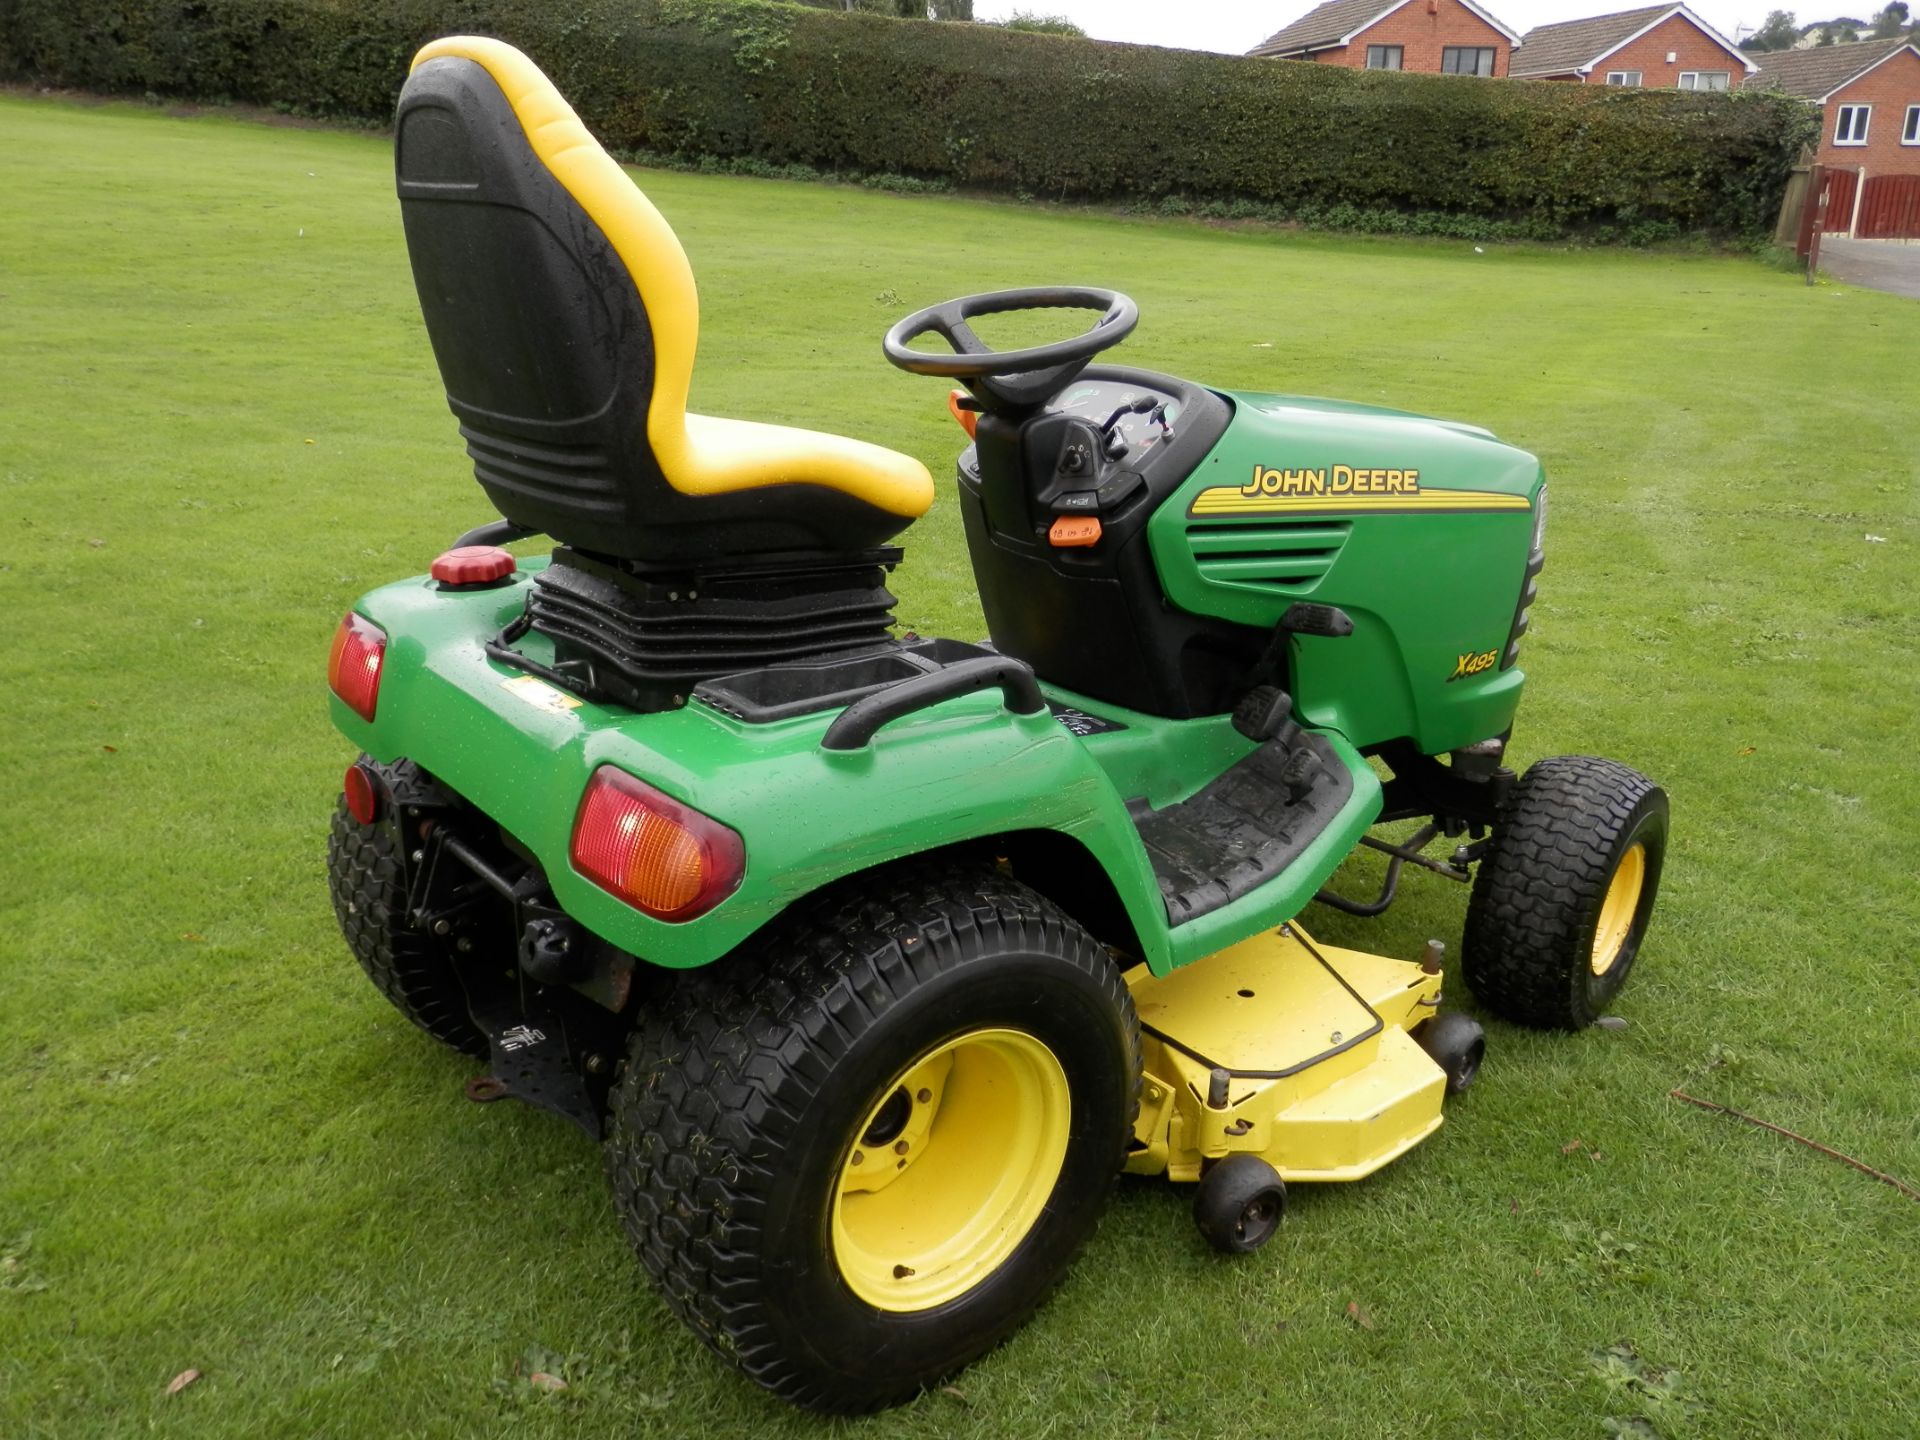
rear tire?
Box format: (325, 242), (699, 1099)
(1461, 755), (1668, 1030)
(325, 757), (488, 1059)
(603, 861), (1140, 1413)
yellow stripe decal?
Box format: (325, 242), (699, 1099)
(1190, 486), (1529, 517)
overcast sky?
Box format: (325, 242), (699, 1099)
(973, 0), (1777, 51)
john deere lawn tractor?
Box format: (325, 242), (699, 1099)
(322, 37), (1670, 1412)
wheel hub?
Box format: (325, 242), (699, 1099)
(1591, 841), (1647, 975)
(831, 1028), (1071, 1312)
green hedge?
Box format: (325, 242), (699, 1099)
(0, 0), (1818, 239)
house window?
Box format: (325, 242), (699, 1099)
(1604, 71), (1642, 86)
(1904, 105), (1920, 144)
(1678, 71), (1729, 91)
(1834, 104), (1871, 145)
(1366, 45), (1403, 70)
(1442, 46), (1498, 76)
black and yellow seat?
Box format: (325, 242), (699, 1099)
(394, 37), (934, 566)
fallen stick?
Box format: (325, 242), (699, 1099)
(1669, 1088), (1920, 1204)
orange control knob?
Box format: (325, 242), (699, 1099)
(947, 389), (979, 440)
(1048, 515), (1102, 548)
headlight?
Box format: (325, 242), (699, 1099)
(1503, 487), (1546, 671)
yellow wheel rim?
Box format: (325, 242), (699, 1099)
(1591, 841), (1647, 976)
(830, 1027), (1071, 1313)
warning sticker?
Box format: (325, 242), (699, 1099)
(500, 675), (583, 713)
(499, 1024), (547, 1053)
(1050, 703), (1127, 737)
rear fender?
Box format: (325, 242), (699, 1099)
(331, 572), (1175, 970)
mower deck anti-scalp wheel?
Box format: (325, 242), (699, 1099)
(1416, 1012), (1486, 1094)
(1193, 1153), (1287, 1254)
(325, 756), (488, 1058)
(1461, 755), (1669, 1030)
(603, 862), (1141, 1413)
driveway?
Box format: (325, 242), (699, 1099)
(1818, 237), (1920, 300)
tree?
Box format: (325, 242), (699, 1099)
(1807, 15), (1866, 43)
(1740, 9), (1800, 50)
(1868, 1), (1911, 36)
(808, 0), (975, 16)
(991, 10), (1086, 34)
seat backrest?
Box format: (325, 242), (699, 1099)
(396, 38), (714, 560)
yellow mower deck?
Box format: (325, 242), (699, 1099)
(1125, 925), (1449, 1183)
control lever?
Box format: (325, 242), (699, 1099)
(1278, 602), (1355, 638)
(1231, 685), (1318, 802)
(1280, 747), (1323, 802)
(1242, 603), (1358, 694)
(1232, 684), (1299, 744)
(1098, 394), (1158, 459)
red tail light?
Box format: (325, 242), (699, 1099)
(328, 612), (387, 721)
(571, 767), (745, 922)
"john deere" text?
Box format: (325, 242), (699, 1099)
(1240, 464), (1421, 497)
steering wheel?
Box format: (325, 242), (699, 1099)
(882, 286), (1138, 413)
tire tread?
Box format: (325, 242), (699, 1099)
(325, 770), (489, 1058)
(1461, 754), (1665, 1030)
(603, 860), (1139, 1412)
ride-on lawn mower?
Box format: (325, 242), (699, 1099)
(323, 37), (1671, 1412)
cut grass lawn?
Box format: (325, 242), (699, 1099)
(4, 92), (1919, 1439)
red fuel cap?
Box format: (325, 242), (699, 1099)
(431, 545), (517, 587)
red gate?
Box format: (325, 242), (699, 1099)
(1857, 175), (1920, 239)
(1822, 168), (1859, 233)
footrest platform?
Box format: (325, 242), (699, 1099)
(1132, 729), (1355, 926)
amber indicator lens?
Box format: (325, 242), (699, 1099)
(327, 613), (387, 722)
(570, 767), (746, 921)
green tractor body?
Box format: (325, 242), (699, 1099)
(1149, 389), (1540, 754)
(321, 36), (1668, 1413)
(331, 389), (1541, 979)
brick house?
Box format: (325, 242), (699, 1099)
(1509, 3), (1755, 88)
(1249, 0), (1523, 78)
(1750, 39), (1920, 180)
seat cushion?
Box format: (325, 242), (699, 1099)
(403, 36), (933, 560)
(678, 414), (935, 519)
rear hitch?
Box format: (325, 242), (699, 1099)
(520, 917), (589, 985)
(462, 987), (615, 1139)
(396, 813), (632, 1137)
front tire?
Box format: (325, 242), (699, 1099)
(1461, 755), (1668, 1030)
(603, 862), (1140, 1412)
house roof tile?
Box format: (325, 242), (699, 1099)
(1251, 0), (1521, 56)
(1748, 38), (1917, 101)
(1251, 0), (1400, 56)
(1510, 3), (1751, 77)
(1509, 3), (1673, 75)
